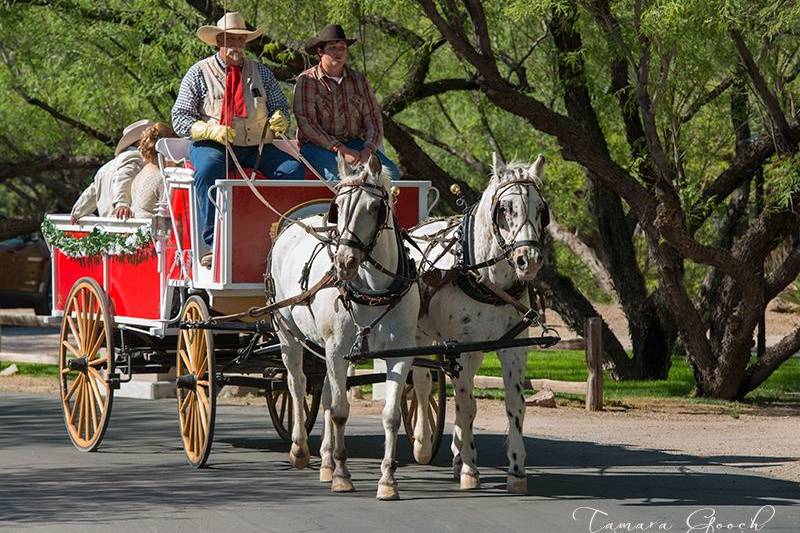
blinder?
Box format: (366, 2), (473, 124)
(326, 194), (389, 228)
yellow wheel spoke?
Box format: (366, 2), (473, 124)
(66, 316), (81, 351)
(181, 331), (195, 372)
(178, 349), (192, 373)
(62, 340), (81, 358)
(75, 381), (85, 433)
(196, 380), (209, 387)
(197, 393), (208, 435)
(196, 385), (210, 413)
(88, 357), (109, 368)
(179, 392), (192, 414)
(87, 366), (108, 390)
(86, 328), (105, 361)
(88, 374), (105, 416)
(65, 373), (82, 402)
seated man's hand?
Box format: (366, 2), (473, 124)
(191, 121), (236, 145)
(114, 205), (132, 220)
(334, 144), (360, 165)
(268, 110), (288, 136)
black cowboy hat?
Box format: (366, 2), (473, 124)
(304, 24), (357, 55)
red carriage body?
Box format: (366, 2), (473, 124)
(46, 139), (434, 334)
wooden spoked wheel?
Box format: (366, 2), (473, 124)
(266, 382), (322, 444)
(176, 296), (216, 468)
(58, 277), (114, 452)
(401, 358), (447, 464)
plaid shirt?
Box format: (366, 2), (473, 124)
(293, 64), (383, 151)
(171, 53), (290, 138)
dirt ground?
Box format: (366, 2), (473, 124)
(5, 376), (797, 484)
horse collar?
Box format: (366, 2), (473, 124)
(456, 205), (526, 306)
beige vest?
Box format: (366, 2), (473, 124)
(198, 57), (270, 147)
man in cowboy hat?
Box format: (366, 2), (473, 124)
(70, 119), (152, 224)
(171, 12), (304, 267)
(293, 24), (399, 181)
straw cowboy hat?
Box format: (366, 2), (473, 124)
(304, 24), (357, 55)
(196, 12), (263, 47)
(115, 119), (155, 155)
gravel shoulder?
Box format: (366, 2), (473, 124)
(6, 376), (798, 485)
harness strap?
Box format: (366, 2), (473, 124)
(210, 271), (335, 323)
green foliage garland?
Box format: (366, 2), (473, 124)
(41, 219), (153, 258)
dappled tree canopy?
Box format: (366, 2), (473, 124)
(2, 0), (800, 398)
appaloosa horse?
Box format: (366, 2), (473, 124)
(269, 154), (420, 500)
(409, 154), (548, 494)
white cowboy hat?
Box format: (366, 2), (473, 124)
(196, 12), (263, 47)
(115, 119), (155, 155)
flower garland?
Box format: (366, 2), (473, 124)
(41, 219), (153, 258)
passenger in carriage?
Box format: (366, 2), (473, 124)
(69, 119), (153, 224)
(171, 12), (305, 268)
(293, 25), (400, 181)
(130, 122), (176, 218)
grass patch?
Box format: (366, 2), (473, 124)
(478, 350), (800, 402)
(0, 360), (59, 377)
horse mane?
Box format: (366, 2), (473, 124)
(488, 161), (542, 188)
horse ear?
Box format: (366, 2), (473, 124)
(337, 152), (352, 180)
(367, 152), (382, 176)
(530, 154), (545, 179)
(492, 151), (505, 177)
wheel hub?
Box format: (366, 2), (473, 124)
(176, 373), (197, 390)
(66, 357), (88, 372)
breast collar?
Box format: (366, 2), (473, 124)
(340, 217), (417, 306)
(456, 205), (526, 306)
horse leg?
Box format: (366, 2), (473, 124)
(377, 356), (412, 500)
(326, 346), (353, 493)
(411, 365), (434, 464)
(499, 347), (528, 494)
(452, 351), (481, 489)
(410, 330), (434, 464)
(278, 331), (310, 469)
(319, 377), (335, 482)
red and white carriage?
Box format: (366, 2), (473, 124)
(45, 139), (447, 466)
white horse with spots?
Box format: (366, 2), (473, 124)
(269, 154), (420, 500)
(409, 154), (548, 493)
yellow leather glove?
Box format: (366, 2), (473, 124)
(268, 110), (288, 136)
(190, 121), (236, 145)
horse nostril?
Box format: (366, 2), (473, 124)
(516, 255), (527, 268)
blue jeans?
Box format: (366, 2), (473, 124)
(299, 139), (400, 182)
(189, 140), (305, 246)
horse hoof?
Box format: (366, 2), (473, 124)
(289, 443), (309, 469)
(319, 466), (334, 483)
(331, 476), (355, 493)
(413, 440), (433, 465)
(452, 462), (463, 481)
(460, 471), (481, 490)
(507, 474), (528, 494)
(376, 483), (399, 501)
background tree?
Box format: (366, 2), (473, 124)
(2, 0), (799, 398)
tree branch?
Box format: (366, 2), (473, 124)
(0, 155), (105, 184)
(730, 28), (796, 152)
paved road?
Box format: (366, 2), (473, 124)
(1, 392), (798, 532)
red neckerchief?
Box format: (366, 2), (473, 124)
(220, 64), (247, 126)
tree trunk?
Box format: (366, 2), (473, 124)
(534, 264), (640, 379)
(550, 4), (676, 379)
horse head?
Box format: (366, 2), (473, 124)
(487, 153), (548, 281)
(330, 153), (392, 281)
